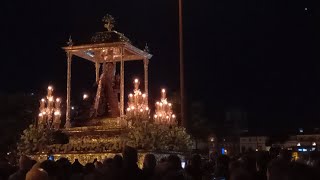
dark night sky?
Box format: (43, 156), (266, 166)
(2, 0), (320, 129)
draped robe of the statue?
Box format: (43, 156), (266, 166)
(91, 62), (120, 118)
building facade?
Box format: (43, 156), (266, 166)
(240, 136), (268, 153)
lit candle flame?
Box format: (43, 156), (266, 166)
(54, 111), (61, 116)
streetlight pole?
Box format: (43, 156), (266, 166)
(178, 0), (186, 128)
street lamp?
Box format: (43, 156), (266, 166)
(83, 93), (89, 100)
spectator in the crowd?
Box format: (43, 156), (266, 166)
(26, 166), (48, 180)
(255, 151), (270, 180)
(267, 158), (289, 180)
(107, 155), (123, 180)
(229, 168), (252, 180)
(287, 161), (320, 180)
(9, 155), (32, 180)
(185, 154), (203, 180)
(112, 155), (123, 169)
(229, 160), (244, 173)
(94, 161), (103, 174)
(39, 160), (57, 180)
(162, 155), (189, 180)
(213, 155), (230, 180)
(142, 153), (157, 180)
(55, 157), (71, 180)
(122, 146), (143, 180)
(0, 157), (15, 180)
(70, 159), (84, 180)
(279, 149), (292, 163)
(83, 163), (100, 180)
(154, 157), (168, 180)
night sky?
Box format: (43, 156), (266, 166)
(2, 0), (319, 129)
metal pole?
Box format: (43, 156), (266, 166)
(179, 0), (186, 127)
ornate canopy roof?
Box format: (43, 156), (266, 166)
(62, 14), (152, 63)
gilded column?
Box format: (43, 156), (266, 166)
(95, 61), (100, 83)
(143, 58), (149, 103)
(65, 52), (72, 128)
(120, 47), (124, 117)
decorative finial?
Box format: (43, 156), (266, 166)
(102, 14), (115, 31)
(144, 43), (150, 53)
(67, 35), (73, 46)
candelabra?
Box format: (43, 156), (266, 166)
(126, 79), (150, 123)
(38, 86), (61, 129)
(154, 89), (177, 125)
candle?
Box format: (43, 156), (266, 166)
(54, 111), (61, 123)
(47, 86), (53, 96)
(48, 96), (54, 109)
(55, 98), (61, 109)
(161, 89), (166, 99)
(134, 79), (139, 90)
(38, 113), (44, 124)
(129, 93), (133, 103)
(40, 98), (46, 110)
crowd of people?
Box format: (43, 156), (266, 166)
(1, 146), (320, 180)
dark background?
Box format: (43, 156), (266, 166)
(1, 0), (320, 130)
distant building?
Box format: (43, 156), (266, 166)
(275, 134), (319, 151)
(240, 136), (268, 153)
(218, 136), (240, 155)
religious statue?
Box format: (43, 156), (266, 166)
(90, 62), (120, 118)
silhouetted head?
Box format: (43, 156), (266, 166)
(143, 154), (156, 170)
(122, 146), (138, 166)
(167, 155), (182, 171)
(84, 163), (95, 173)
(191, 154), (202, 167)
(103, 158), (113, 167)
(113, 155), (123, 168)
(40, 160), (57, 177)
